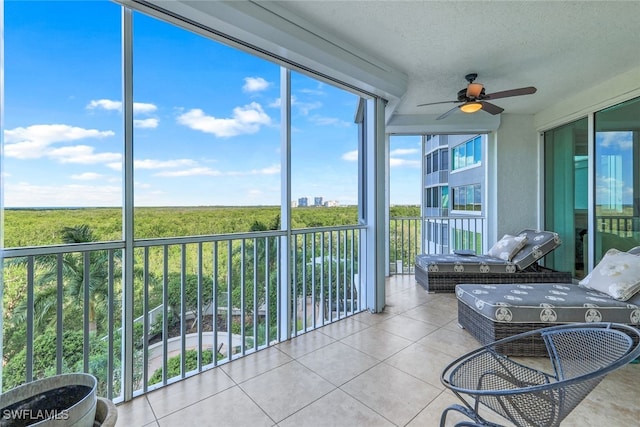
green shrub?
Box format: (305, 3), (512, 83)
(148, 349), (221, 385)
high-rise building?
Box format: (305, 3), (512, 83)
(423, 134), (486, 254)
(314, 197), (323, 206)
(298, 197), (308, 207)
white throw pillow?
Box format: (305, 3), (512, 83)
(487, 234), (528, 261)
(579, 248), (640, 301)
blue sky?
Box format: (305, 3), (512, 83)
(595, 131), (635, 207)
(2, 1), (421, 208)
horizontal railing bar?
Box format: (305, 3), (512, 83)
(291, 224), (366, 234)
(3, 241), (125, 257)
(4, 225), (368, 258)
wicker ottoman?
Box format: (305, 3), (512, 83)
(415, 259), (572, 293)
(456, 283), (640, 356)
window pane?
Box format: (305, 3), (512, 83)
(544, 117), (588, 277)
(466, 141), (474, 166)
(290, 72), (359, 226)
(466, 186), (474, 210)
(441, 186), (449, 209)
(594, 97), (640, 263)
(459, 187), (466, 210)
(132, 12), (281, 237)
(3, 1), (122, 246)
(474, 184), (482, 211)
(452, 147), (459, 170)
(474, 136), (482, 164)
(441, 148), (449, 170)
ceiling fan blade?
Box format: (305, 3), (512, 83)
(484, 86), (537, 100)
(417, 100), (459, 107)
(436, 105), (460, 120)
(480, 101), (504, 115)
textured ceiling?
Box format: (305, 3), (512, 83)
(271, 0), (640, 119)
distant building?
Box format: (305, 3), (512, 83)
(324, 200), (339, 207)
(423, 134), (486, 254)
(314, 197), (323, 206)
(291, 200), (298, 208)
(298, 197), (308, 207)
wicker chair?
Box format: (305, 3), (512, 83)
(440, 323), (640, 427)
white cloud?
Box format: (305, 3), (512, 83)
(177, 102), (271, 137)
(310, 115), (351, 127)
(390, 158), (420, 168)
(598, 131), (632, 150)
(106, 162), (122, 171)
(342, 150), (358, 161)
(295, 99), (322, 116)
(48, 145), (122, 164)
(133, 102), (158, 114)
(155, 164), (280, 177)
(156, 167), (223, 177)
(4, 182), (121, 207)
(134, 118), (159, 129)
(243, 77), (270, 93)
(4, 124), (115, 159)
(299, 87), (325, 96)
(269, 98), (282, 108)
(269, 96), (322, 115)
(71, 172), (104, 180)
(390, 148), (419, 156)
(86, 99), (158, 115)
(87, 99), (121, 111)
(106, 158), (199, 171)
(135, 159), (199, 169)
(227, 164), (281, 176)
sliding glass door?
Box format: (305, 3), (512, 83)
(544, 118), (588, 278)
(594, 97), (640, 263)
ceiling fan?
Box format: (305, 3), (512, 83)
(418, 73), (537, 120)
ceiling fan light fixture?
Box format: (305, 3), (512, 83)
(466, 82), (483, 98)
(460, 102), (482, 113)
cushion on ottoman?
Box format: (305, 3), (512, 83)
(456, 283), (640, 356)
(456, 283), (640, 325)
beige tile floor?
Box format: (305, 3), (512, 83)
(115, 275), (640, 426)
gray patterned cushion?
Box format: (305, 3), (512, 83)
(456, 283), (640, 325)
(511, 229), (562, 270)
(487, 234), (528, 261)
(579, 248), (640, 301)
(415, 229), (562, 274)
(415, 253), (516, 274)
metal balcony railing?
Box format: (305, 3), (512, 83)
(389, 216), (486, 274)
(1, 226), (364, 402)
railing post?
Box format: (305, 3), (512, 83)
(279, 67), (292, 340)
(121, 6), (135, 401)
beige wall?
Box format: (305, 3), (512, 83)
(488, 114), (540, 242)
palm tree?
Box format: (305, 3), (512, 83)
(9, 224), (120, 335)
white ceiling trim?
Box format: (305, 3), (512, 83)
(386, 113), (501, 135)
(534, 66), (640, 132)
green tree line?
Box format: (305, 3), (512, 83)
(2, 205), (389, 394)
